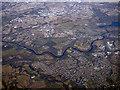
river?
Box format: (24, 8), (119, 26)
(2, 22), (119, 58)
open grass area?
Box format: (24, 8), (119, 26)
(52, 37), (69, 44)
(2, 47), (26, 56)
(34, 38), (48, 45)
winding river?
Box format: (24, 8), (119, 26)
(2, 21), (120, 89)
(2, 22), (119, 58)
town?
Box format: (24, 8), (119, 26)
(2, 2), (120, 89)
